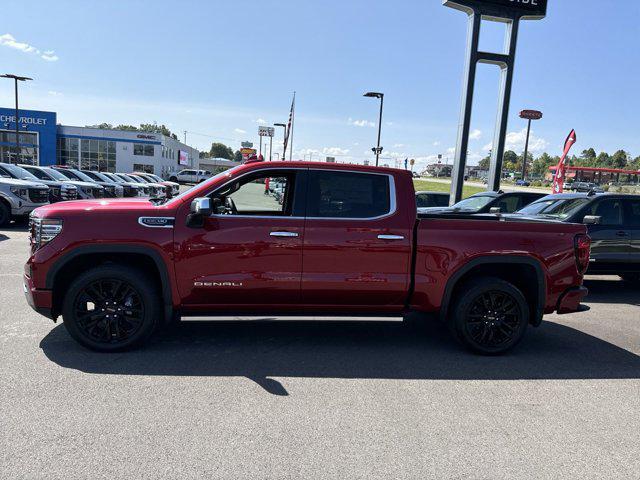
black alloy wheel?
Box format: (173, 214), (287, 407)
(73, 279), (145, 344)
(464, 290), (523, 350)
(450, 277), (529, 355)
(62, 265), (161, 352)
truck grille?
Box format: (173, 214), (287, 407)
(28, 188), (49, 204)
(61, 187), (78, 201)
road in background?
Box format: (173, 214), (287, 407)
(1, 227), (639, 479)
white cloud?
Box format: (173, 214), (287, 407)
(505, 129), (549, 153)
(433, 141), (441, 146)
(348, 117), (375, 128)
(446, 147), (456, 155)
(47, 90), (63, 96)
(393, 143), (405, 148)
(469, 129), (482, 140)
(386, 121), (394, 126)
(233, 128), (246, 134)
(0, 33), (59, 62)
(254, 118), (267, 125)
(323, 147), (350, 156)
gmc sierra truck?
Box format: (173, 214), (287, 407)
(24, 161), (591, 354)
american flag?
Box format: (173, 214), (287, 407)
(552, 130), (577, 194)
(282, 93), (295, 160)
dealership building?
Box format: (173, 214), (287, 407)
(0, 107), (199, 177)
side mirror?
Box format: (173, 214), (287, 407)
(187, 197), (211, 228)
(583, 215), (601, 225)
(190, 197), (211, 216)
(489, 207), (502, 214)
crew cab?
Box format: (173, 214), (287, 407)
(24, 162), (590, 354)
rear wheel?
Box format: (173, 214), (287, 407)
(62, 265), (161, 352)
(449, 277), (529, 355)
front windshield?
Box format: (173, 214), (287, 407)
(451, 195), (495, 212)
(44, 168), (70, 181)
(118, 173), (138, 183)
(102, 173), (122, 182)
(69, 169), (96, 182)
(83, 171), (109, 182)
(518, 198), (590, 220)
(0, 163), (39, 181)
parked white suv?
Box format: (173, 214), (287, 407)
(0, 174), (49, 227)
(168, 169), (211, 184)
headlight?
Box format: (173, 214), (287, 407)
(10, 186), (29, 200)
(29, 216), (63, 250)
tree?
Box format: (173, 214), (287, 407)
(209, 142), (234, 160)
(114, 124), (139, 131)
(575, 148), (597, 167)
(595, 152), (612, 168)
(531, 153), (557, 176)
(630, 156), (640, 171)
(234, 150), (243, 163)
(478, 154), (490, 170)
(85, 122), (113, 130)
(611, 150), (629, 169)
(502, 150), (519, 172)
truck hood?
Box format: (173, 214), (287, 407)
(0, 177), (49, 189)
(34, 197), (156, 216)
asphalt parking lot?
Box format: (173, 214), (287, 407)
(1, 225), (639, 479)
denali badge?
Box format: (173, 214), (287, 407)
(138, 217), (175, 228)
(194, 281), (243, 287)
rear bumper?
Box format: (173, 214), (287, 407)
(556, 286), (589, 314)
(23, 274), (54, 320)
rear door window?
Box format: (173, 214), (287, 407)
(623, 199), (640, 226)
(306, 170), (391, 219)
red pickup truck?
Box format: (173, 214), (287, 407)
(24, 161), (590, 354)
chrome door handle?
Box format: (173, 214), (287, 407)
(378, 234), (405, 241)
(270, 231), (299, 238)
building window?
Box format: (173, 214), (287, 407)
(1, 130), (39, 165)
(57, 137), (80, 168)
(133, 163), (154, 174)
(70, 138), (117, 172)
(134, 144), (154, 156)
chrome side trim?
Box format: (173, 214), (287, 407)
(377, 234), (405, 240)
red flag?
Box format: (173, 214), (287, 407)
(552, 129), (577, 194)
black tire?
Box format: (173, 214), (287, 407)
(169, 176), (178, 182)
(620, 273), (640, 284)
(61, 265), (162, 352)
(449, 277), (529, 355)
(0, 201), (10, 227)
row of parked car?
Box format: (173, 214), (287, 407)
(416, 189), (640, 282)
(0, 163), (180, 227)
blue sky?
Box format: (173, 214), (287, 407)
(1, 0), (639, 169)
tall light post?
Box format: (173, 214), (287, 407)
(519, 110), (543, 181)
(1, 74), (33, 164)
(363, 91), (384, 167)
(274, 123), (286, 160)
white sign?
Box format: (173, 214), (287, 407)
(258, 126), (275, 137)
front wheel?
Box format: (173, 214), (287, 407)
(62, 265), (162, 352)
(449, 277), (529, 355)
(0, 202), (10, 227)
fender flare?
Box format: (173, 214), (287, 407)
(46, 244), (175, 323)
(439, 255), (546, 326)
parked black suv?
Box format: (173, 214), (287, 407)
(514, 193), (640, 282)
(418, 190), (546, 215)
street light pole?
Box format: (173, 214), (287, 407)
(274, 123), (286, 160)
(363, 92), (384, 167)
(1, 74), (33, 164)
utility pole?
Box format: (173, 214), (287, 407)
(1, 74), (33, 164)
(519, 110), (543, 181)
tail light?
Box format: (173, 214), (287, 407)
(574, 234), (591, 275)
